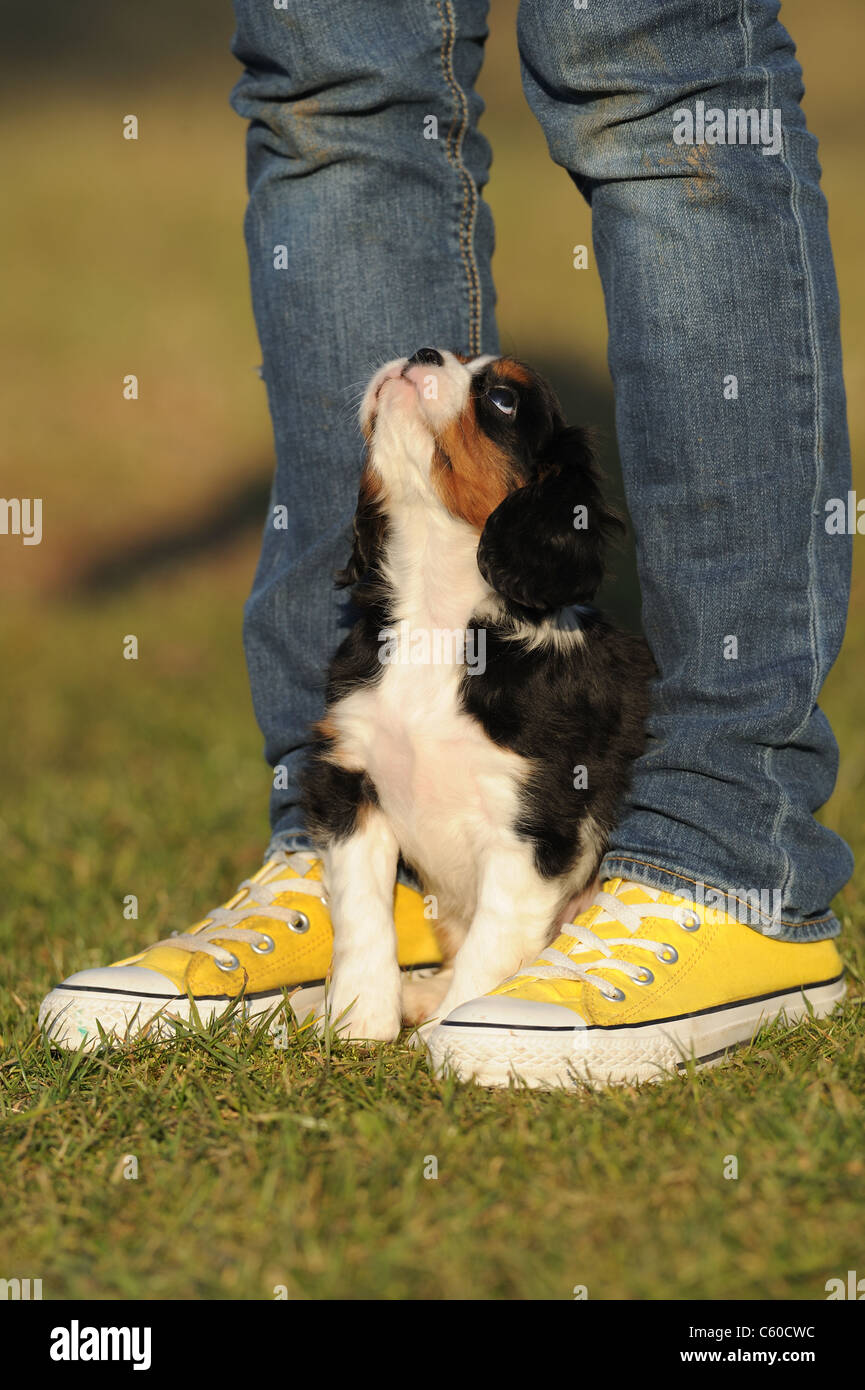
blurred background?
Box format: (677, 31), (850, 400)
(2, 0), (862, 966)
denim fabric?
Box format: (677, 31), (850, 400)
(231, 0), (852, 941)
(230, 0), (498, 861)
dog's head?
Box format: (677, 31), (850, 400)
(344, 348), (621, 612)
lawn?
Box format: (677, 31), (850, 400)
(1, 0), (863, 1301)
(1, 572), (863, 1301)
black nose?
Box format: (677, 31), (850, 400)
(407, 347), (444, 367)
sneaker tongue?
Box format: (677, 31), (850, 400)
(560, 878), (667, 950)
(581, 877), (658, 923)
(212, 852), (322, 921)
(255, 851), (321, 887)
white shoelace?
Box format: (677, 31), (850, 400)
(149, 851), (326, 970)
(530, 887), (700, 1002)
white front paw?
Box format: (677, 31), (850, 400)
(327, 982), (401, 1042)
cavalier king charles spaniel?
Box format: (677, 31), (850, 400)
(302, 348), (653, 1040)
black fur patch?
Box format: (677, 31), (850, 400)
(303, 727), (381, 848)
(476, 426), (624, 612)
(460, 615), (654, 878)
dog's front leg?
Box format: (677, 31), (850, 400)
(323, 809), (402, 1041)
(432, 846), (563, 1024)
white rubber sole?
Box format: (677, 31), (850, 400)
(425, 974), (847, 1089)
(37, 981), (328, 1051)
(39, 966), (442, 1052)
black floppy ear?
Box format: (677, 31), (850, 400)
(476, 426), (623, 612)
(336, 481), (387, 589)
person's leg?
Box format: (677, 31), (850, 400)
(230, 0), (499, 854)
(516, 0), (852, 939)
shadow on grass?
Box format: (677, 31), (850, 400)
(73, 467), (273, 597)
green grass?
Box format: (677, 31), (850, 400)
(3, 1000), (864, 1302)
(2, 0), (865, 1301)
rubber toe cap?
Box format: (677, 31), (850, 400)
(56, 965), (183, 997)
(438, 994), (585, 1031)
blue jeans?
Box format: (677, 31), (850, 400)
(230, 0), (852, 942)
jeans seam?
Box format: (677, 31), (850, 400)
(602, 855), (835, 928)
(741, 0), (823, 912)
(435, 0), (482, 355)
(743, 0), (794, 905)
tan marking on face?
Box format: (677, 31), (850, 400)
(431, 428), (512, 529)
(499, 359), (533, 386)
(430, 359), (526, 530)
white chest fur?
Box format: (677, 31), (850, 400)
(330, 503), (528, 918)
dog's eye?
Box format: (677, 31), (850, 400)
(486, 385), (518, 417)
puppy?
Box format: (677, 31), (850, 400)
(302, 348), (654, 1040)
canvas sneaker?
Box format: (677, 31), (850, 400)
(425, 877), (846, 1088)
(39, 850), (441, 1049)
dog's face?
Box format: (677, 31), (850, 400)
(360, 349), (562, 524)
(350, 348), (621, 612)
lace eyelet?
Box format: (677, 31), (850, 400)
(289, 911), (310, 935)
(680, 911), (701, 932)
(655, 943), (679, 964)
(252, 934), (275, 955)
(216, 952), (240, 972)
(633, 967), (654, 985)
(602, 985), (626, 1002)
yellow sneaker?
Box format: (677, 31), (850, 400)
(426, 878), (846, 1088)
(39, 850), (441, 1049)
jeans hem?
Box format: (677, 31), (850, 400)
(600, 854), (841, 943)
(265, 828), (315, 861)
